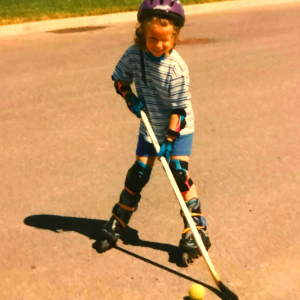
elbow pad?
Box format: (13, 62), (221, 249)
(113, 79), (132, 99)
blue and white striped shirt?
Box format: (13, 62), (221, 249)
(112, 45), (194, 143)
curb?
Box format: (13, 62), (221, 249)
(0, 0), (299, 38)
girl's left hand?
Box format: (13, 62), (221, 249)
(157, 138), (174, 162)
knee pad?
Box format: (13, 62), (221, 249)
(125, 160), (152, 195)
(169, 159), (193, 194)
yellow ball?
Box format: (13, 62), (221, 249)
(189, 283), (206, 300)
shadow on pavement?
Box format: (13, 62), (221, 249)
(47, 26), (108, 34)
(24, 214), (182, 263)
(115, 246), (230, 300)
(24, 214), (230, 300)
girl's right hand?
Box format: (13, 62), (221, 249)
(125, 94), (144, 118)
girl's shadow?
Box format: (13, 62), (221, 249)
(24, 214), (230, 300)
(24, 214), (182, 265)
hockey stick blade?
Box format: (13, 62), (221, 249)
(141, 111), (239, 300)
(219, 281), (239, 300)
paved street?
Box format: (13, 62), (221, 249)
(1, 2), (300, 299)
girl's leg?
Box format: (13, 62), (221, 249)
(170, 155), (197, 201)
(136, 155), (156, 168)
(169, 155), (211, 255)
(95, 156), (156, 253)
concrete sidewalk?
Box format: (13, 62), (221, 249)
(0, 0), (299, 38)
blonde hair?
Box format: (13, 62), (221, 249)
(134, 17), (180, 52)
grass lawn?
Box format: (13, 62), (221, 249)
(0, 0), (234, 26)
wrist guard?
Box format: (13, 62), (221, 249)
(167, 108), (186, 139)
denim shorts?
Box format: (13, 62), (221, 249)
(136, 133), (193, 157)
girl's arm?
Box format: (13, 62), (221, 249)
(167, 114), (180, 141)
(113, 80), (144, 118)
(166, 108), (186, 141)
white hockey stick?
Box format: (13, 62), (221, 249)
(141, 110), (239, 300)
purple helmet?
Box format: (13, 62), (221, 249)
(138, 0), (185, 28)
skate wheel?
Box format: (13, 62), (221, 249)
(181, 252), (189, 267)
(93, 239), (111, 253)
(100, 239), (111, 253)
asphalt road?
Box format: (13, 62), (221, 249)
(1, 2), (300, 300)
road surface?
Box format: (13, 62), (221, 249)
(0, 2), (300, 299)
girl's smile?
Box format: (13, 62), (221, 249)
(146, 24), (174, 57)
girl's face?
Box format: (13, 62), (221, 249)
(146, 23), (174, 57)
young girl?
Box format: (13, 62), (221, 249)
(94, 0), (211, 264)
